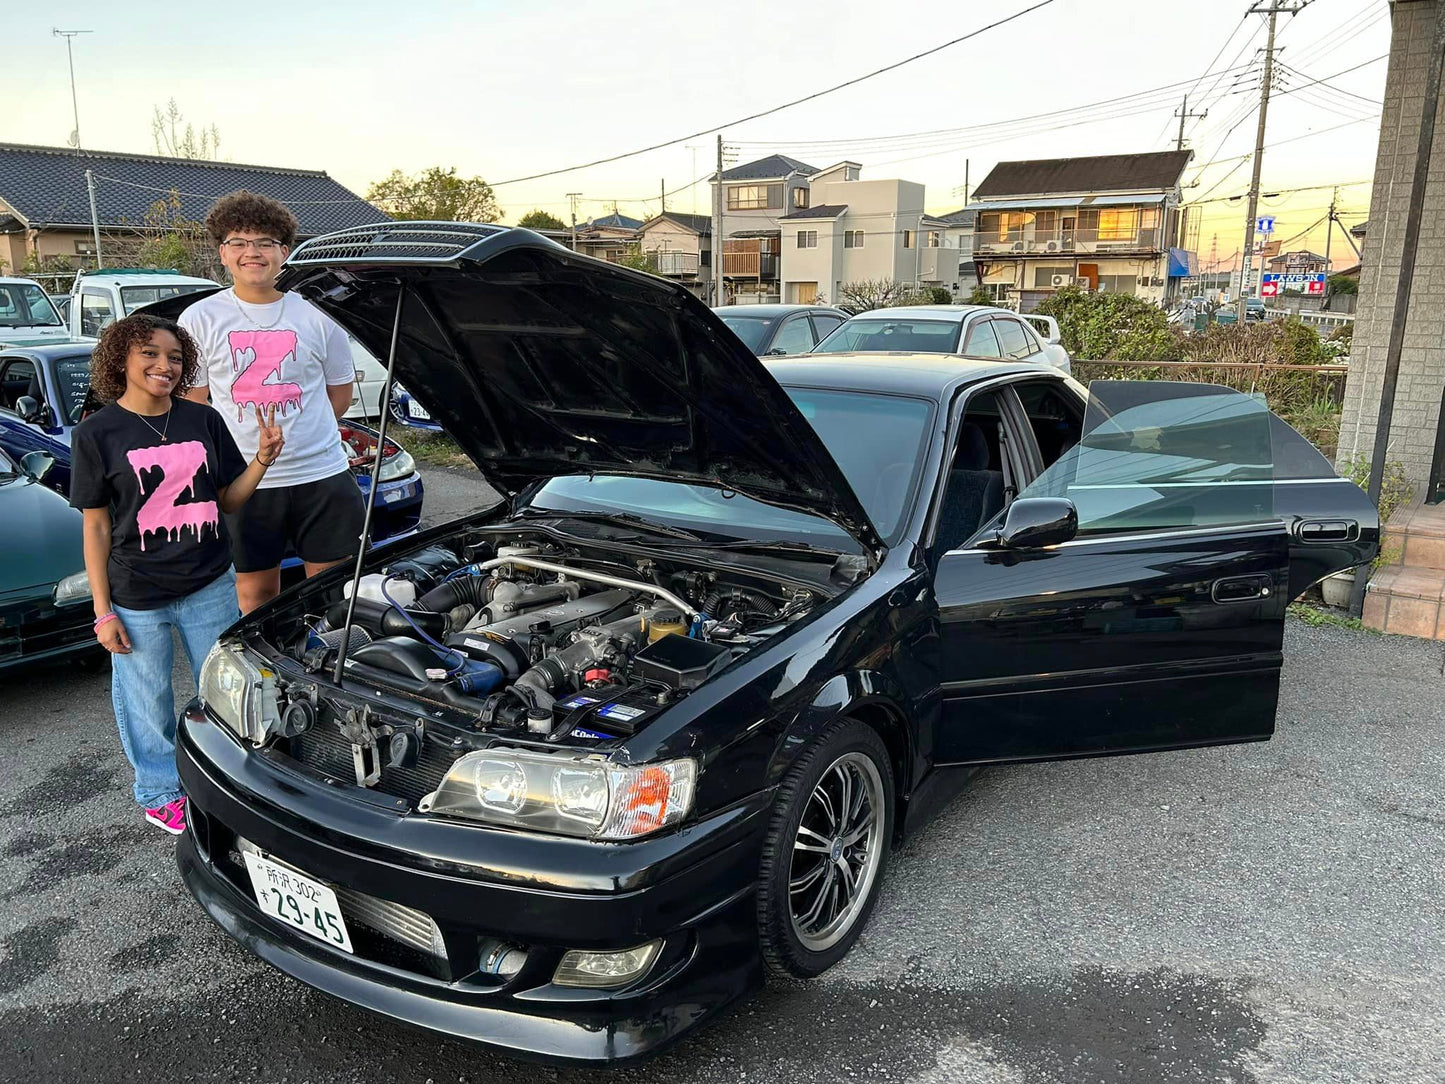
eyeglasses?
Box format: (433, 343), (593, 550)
(221, 238), (284, 252)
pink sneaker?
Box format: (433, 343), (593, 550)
(144, 797), (187, 835)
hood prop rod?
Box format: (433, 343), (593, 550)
(332, 286), (407, 685)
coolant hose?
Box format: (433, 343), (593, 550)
(701, 588), (777, 619)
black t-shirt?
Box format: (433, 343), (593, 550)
(69, 399), (248, 610)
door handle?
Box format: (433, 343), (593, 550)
(1296, 519), (1359, 544)
(1211, 575), (1273, 604)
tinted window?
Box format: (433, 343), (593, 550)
(120, 283), (211, 315)
(813, 318), (960, 354)
(51, 354), (95, 425)
(1013, 380), (1084, 468)
(962, 320), (1003, 358)
(528, 388), (935, 545)
(810, 314), (844, 339)
(717, 315), (776, 353)
(0, 360), (37, 412)
(993, 318), (1033, 359)
(769, 316), (816, 355)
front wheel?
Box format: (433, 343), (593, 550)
(756, 720), (894, 978)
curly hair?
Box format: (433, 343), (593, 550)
(89, 314), (202, 403)
(205, 189), (299, 247)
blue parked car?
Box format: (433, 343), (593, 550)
(0, 341), (426, 572)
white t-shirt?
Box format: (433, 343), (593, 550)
(180, 289), (353, 488)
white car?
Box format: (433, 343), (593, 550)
(811, 305), (1071, 374)
(66, 268), (221, 338)
(0, 277), (70, 345)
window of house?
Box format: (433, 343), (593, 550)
(927, 231), (941, 247)
(728, 184), (783, 210)
(844, 230), (864, 248)
(1032, 266), (1075, 288)
(1097, 208), (1139, 241)
(1033, 210), (1058, 237)
(978, 212), (1001, 241)
(793, 187), (810, 209)
(1097, 274), (1138, 294)
(74, 240), (97, 256)
(797, 230), (818, 249)
(903, 230), (915, 249)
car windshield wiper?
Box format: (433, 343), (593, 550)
(640, 535), (845, 559)
(514, 507), (707, 542)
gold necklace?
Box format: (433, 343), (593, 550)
(129, 406), (172, 443)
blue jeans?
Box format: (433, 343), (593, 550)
(111, 570), (240, 809)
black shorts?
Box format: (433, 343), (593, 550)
(225, 470), (365, 574)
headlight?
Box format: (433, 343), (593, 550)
(52, 570), (92, 606)
(198, 641), (280, 744)
(420, 749), (696, 840)
(377, 448), (415, 483)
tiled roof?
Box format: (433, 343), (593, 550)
(643, 211), (712, 235)
(933, 207), (977, 227)
(779, 204), (848, 220)
(973, 150), (1192, 198)
(720, 154), (819, 182)
(582, 211), (643, 230)
(0, 142), (387, 237)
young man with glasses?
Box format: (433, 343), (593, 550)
(181, 190), (364, 613)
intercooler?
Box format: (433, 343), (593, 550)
(286, 716), (456, 805)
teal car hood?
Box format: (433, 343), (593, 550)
(0, 475), (85, 596)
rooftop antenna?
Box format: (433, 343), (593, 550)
(332, 286), (407, 685)
(52, 28), (91, 151)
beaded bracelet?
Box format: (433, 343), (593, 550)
(93, 612), (118, 631)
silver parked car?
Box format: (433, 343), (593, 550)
(811, 305), (1071, 373)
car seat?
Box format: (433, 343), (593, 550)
(936, 422), (1005, 551)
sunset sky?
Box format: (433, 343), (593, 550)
(9, 0), (1389, 273)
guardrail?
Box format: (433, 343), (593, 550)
(1265, 308), (1355, 331)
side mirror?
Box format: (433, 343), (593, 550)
(995, 497), (1077, 549)
(20, 450), (55, 482)
(15, 395), (41, 423)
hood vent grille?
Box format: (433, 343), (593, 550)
(287, 222), (507, 265)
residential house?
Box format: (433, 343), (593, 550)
(571, 211), (642, 264)
(1266, 250), (1330, 276)
(968, 150), (1196, 312)
(636, 212), (711, 299)
(0, 142), (386, 278)
(933, 207), (979, 290)
(712, 154), (822, 304)
(777, 162), (950, 305)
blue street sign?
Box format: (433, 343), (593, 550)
(1256, 215), (1275, 234)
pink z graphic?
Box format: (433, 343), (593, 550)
(228, 329), (303, 421)
(126, 440), (219, 551)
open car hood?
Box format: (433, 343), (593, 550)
(268, 223), (884, 559)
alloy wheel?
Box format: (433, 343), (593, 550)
(787, 750), (886, 952)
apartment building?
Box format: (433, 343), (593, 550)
(969, 150), (1196, 311)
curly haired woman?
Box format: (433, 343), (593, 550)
(70, 313), (283, 834)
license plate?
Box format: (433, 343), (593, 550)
(406, 400), (431, 420)
(242, 850), (353, 953)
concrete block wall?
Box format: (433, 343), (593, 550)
(1339, 0), (1445, 496)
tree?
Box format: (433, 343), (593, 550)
(152, 99), (221, 159)
(108, 191), (227, 280)
(835, 279), (919, 312)
(616, 247), (662, 275)
(366, 167), (501, 223)
(518, 209), (566, 231)
(964, 285), (993, 306)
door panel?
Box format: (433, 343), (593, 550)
(933, 523), (1289, 763)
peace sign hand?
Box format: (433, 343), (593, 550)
(255, 404), (285, 466)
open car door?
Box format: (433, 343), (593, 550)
(931, 381), (1300, 764)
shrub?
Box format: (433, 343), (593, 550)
(1034, 286), (1180, 361)
(964, 286), (993, 306)
(1339, 456), (1414, 527)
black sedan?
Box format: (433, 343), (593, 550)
(174, 224), (1378, 1066)
(712, 303), (848, 355)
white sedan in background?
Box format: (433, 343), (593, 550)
(810, 305), (1071, 374)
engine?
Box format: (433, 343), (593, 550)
(295, 541), (815, 740)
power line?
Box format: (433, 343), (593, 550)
(1276, 60), (1382, 105)
(484, 0), (1058, 187)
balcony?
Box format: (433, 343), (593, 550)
(975, 227), (1162, 257)
(722, 250), (779, 279)
(647, 250), (700, 277)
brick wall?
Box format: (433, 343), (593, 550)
(1338, 0), (1445, 497)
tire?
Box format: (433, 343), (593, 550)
(756, 719), (895, 978)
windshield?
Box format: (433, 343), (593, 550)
(525, 386), (935, 548)
(813, 317), (960, 354)
(120, 283), (212, 315)
(0, 283), (63, 328)
(50, 353), (95, 425)
(716, 314), (776, 353)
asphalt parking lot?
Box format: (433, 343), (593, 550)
(2, 462), (1442, 1084)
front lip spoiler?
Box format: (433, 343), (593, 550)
(176, 834), (761, 1066)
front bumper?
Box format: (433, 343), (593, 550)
(0, 593), (97, 672)
(175, 705), (769, 1066)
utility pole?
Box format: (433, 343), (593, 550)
(1237, 2), (1308, 322)
(52, 28), (91, 151)
(713, 134), (725, 305)
(1174, 95), (1207, 151)
(964, 158), (970, 204)
(85, 168), (103, 268)
(661, 179), (666, 215)
(1321, 186), (1338, 307)
(566, 193), (581, 252)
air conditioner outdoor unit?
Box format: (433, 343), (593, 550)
(1044, 240), (1061, 253)
(1011, 241), (1025, 252)
(1050, 274), (1072, 288)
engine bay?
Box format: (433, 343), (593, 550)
(259, 536), (830, 778)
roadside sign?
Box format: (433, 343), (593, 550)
(1260, 279), (1280, 298)
(1256, 215), (1275, 235)
(1305, 273), (1326, 295)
